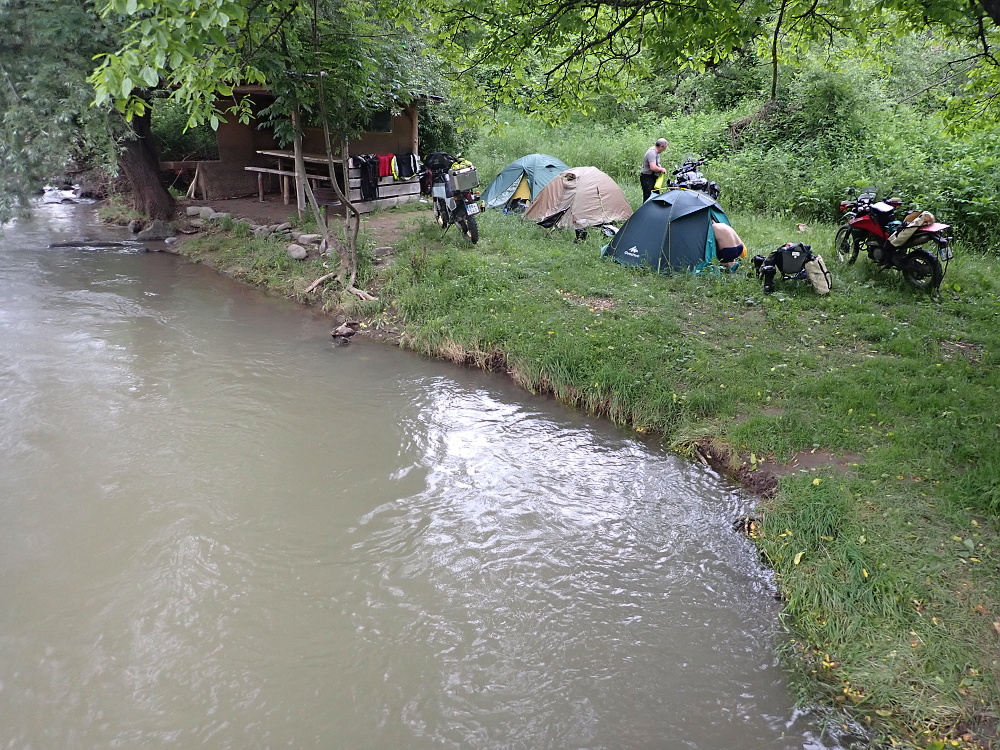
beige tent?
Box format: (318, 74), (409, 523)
(523, 167), (632, 229)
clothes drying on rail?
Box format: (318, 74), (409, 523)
(376, 154), (398, 179)
(350, 154), (380, 202)
(395, 153), (418, 179)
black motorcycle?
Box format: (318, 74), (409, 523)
(422, 152), (482, 243)
(666, 156), (720, 199)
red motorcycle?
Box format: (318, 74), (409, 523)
(834, 186), (952, 291)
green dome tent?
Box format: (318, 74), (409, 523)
(481, 154), (569, 210)
(601, 189), (730, 272)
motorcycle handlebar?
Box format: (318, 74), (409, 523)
(673, 159), (705, 175)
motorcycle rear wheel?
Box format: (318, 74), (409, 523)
(902, 248), (943, 291)
(458, 215), (479, 244)
(834, 226), (855, 264)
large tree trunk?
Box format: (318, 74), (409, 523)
(979, 0), (1000, 25)
(118, 110), (175, 221)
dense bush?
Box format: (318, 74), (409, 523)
(470, 43), (1000, 251)
(150, 100), (219, 161)
(418, 98), (476, 157)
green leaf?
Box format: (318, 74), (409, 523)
(140, 66), (159, 87)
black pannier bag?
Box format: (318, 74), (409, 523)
(752, 242), (830, 294)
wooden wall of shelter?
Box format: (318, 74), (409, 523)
(165, 89), (423, 213)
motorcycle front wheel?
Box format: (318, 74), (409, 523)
(458, 215), (479, 244)
(834, 225), (855, 264)
(902, 248), (943, 291)
(433, 198), (449, 228)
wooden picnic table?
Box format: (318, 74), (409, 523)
(246, 150), (342, 204)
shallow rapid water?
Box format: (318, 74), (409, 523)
(0, 204), (833, 748)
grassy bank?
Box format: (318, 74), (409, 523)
(180, 205), (1000, 748)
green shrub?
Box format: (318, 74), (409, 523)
(150, 99), (219, 161)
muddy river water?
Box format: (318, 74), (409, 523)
(0, 204), (836, 748)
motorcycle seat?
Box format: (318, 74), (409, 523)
(921, 222), (949, 233)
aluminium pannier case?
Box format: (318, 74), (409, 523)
(450, 165), (479, 192)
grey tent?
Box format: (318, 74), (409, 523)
(481, 154), (568, 210)
(601, 189), (730, 272)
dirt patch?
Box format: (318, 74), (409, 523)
(757, 447), (864, 477)
(940, 339), (985, 364)
(692, 440), (863, 499)
(558, 290), (616, 311)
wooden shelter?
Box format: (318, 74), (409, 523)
(160, 87), (426, 214)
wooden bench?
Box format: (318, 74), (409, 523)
(244, 166), (331, 204)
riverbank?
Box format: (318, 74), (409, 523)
(160, 198), (999, 749)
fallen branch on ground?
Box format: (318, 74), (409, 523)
(305, 272), (337, 294)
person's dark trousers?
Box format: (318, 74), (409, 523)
(640, 173), (657, 202)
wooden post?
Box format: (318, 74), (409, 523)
(408, 101), (419, 157)
(185, 163), (201, 199)
(341, 135), (351, 209)
(292, 107), (306, 220)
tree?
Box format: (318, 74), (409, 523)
(0, 0), (176, 223)
(428, 0), (999, 126)
(90, 0), (435, 298)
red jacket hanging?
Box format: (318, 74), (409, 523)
(376, 154), (398, 179)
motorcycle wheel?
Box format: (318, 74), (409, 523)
(433, 199), (448, 228)
(902, 248), (943, 291)
(458, 214), (479, 244)
(834, 225), (855, 264)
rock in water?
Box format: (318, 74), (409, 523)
(136, 220), (176, 241)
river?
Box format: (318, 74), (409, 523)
(0, 203), (836, 748)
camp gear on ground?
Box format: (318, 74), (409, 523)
(601, 189), (730, 273)
(481, 154), (569, 211)
(523, 167), (632, 230)
(753, 243), (832, 294)
(805, 254), (832, 294)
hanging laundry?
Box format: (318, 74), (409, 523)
(376, 154), (398, 180)
(352, 154), (380, 202)
(395, 153), (418, 179)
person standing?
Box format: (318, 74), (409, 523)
(640, 138), (668, 202)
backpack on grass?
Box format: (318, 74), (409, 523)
(804, 254), (832, 295)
